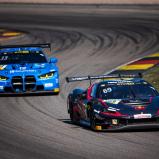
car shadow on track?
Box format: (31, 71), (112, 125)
(118, 128), (159, 133)
(59, 118), (159, 133)
(0, 92), (59, 97)
(58, 119), (84, 129)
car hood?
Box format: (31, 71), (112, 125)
(103, 96), (159, 116)
(0, 63), (57, 75)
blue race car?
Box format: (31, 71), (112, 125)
(0, 43), (59, 95)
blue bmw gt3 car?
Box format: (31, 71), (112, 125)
(0, 43), (59, 95)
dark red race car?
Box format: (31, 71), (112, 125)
(66, 74), (159, 131)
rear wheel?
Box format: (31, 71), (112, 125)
(67, 96), (74, 122)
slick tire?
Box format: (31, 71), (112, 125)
(67, 96), (74, 122)
(90, 107), (96, 131)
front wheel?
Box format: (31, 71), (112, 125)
(90, 107), (96, 130)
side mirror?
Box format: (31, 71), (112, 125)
(50, 57), (58, 63)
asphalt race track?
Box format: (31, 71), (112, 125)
(0, 4), (159, 159)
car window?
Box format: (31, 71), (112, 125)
(97, 83), (158, 100)
(0, 50), (47, 64)
(131, 84), (157, 98)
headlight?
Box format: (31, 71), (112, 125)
(0, 75), (8, 81)
(39, 72), (54, 79)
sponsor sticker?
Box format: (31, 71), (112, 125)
(0, 86), (4, 90)
(44, 83), (53, 87)
(134, 114), (152, 119)
(56, 79), (59, 83)
(10, 70), (36, 73)
(104, 99), (121, 104)
(107, 107), (120, 111)
(103, 87), (112, 94)
(20, 67), (26, 70)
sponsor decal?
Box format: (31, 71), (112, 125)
(10, 70), (36, 73)
(44, 83), (53, 87)
(73, 77), (85, 80)
(117, 82), (135, 85)
(134, 113), (152, 119)
(14, 50), (29, 54)
(107, 81), (135, 85)
(0, 86), (4, 90)
(108, 81), (118, 84)
(103, 87), (112, 94)
(20, 67), (27, 70)
(107, 107), (120, 112)
(34, 63), (46, 68)
(56, 79), (59, 83)
(104, 99), (122, 104)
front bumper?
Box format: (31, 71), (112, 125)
(0, 75), (59, 95)
(94, 117), (159, 131)
(105, 123), (159, 131)
(0, 88), (60, 96)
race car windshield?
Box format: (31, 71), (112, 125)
(97, 83), (158, 100)
(0, 51), (47, 64)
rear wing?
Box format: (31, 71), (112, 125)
(66, 73), (142, 83)
(0, 43), (51, 50)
